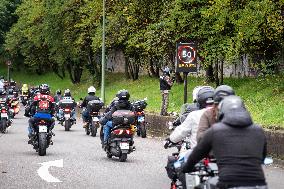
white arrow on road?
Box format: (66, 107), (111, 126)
(37, 159), (63, 183)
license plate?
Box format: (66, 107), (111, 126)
(138, 116), (145, 122)
(120, 142), (129, 150)
(64, 114), (70, 118)
(39, 126), (47, 133)
(1, 113), (8, 118)
(92, 117), (99, 122)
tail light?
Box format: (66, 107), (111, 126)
(125, 129), (132, 135)
(39, 120), (46, 125)
(64, 108), (71, 112)
(136, 111), (143, 116)
(1, 108), (7, 113)
(113, 129), (133, 135)
(203, 158), (209, 167)
(113, 129), (124, 135)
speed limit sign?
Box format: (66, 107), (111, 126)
(176, 43), (197, 73)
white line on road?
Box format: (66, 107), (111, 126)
(37, 159), (63, 183)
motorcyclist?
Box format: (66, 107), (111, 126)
(171, 86), (207, 127)
(0, 76), (4, 88)
(165, 86), (215, 149)
(21, 84), (29, 95)
(80, 86), (100, 128)
(0, 88), (12, 126)
(182, 96), (268, 189)
(57, 89), (77, 123)
(54, 89), (62, 103)
(100, 89), (134, 145)
(196, 85), (235, 142)
(27, 84), (55, 143)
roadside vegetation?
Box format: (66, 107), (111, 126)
(1, 63), (283, 129)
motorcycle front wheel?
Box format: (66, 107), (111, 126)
(65, 119), (71, 131)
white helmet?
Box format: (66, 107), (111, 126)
(88, 86), (96, 94)
(192, 86), (203, 102)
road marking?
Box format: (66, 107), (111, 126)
(37, 159), (63, 183)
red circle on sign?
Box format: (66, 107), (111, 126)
(178, 46), (196, 64)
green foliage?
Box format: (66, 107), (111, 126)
(1, 0), (284, 81)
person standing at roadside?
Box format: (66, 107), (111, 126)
(160, 66), (173, 116)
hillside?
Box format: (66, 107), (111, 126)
(0, 63), (283, 128)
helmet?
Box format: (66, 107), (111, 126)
(8, 88), (14, 95)
(192, 86), (203, 103)
(116, 89), (130, 100)
(0, 88), (6, 95)
(23, 84), (28, 88)
(64, 89), (71, 97)
(196, 86), (214, 109)
(217, 95), (246, 121)
(56, 89), (62, 95)
(88, 86), (96, 94)
(214, 85), (235, 104)
(39, 84), (50, 95)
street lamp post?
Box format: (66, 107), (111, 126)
(101, 0), (106, 102)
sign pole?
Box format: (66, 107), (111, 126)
(183, 72), (188, 104)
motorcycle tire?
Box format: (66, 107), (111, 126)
(64, 119), (71, 131)
(100, 127), (104, 143)
(85, 127), (90, 135)
(91, 121), (97, 137)
(107, 153), (112, 159)
(119, 153), (127, 162)
(0, 119), (7, 133)
(140, 123), (147, 138)
(38, 133), (47, 156)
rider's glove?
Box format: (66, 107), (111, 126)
(164, 138), (174, 149)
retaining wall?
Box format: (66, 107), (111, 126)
(145, 113), (284, 161)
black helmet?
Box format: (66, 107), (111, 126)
(64, 89), (71, 97)
(116, 89), (130, 100)
(40, 84), (50, 95)
(217, 95), (246, 121)
(197, 86), (214, 109)
(8, 88), (14, 95)
(56, 89), (62, 95)
(214, 85), (235, 104)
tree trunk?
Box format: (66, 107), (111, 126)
(214, 60), (219, 87)
(220, 59), (224, 85)
(206, 63), (214, 82)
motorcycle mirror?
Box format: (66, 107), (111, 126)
(264, 157), (273, 165)
(144, 97), (148, 101)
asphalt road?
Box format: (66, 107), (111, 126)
(0, 109), (283, 189)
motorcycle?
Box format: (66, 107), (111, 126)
(20, 93), (29, 106)
(104, 110), (136, 162)
(29, 118), (54, 156)
(59, 107), (75, 131)
(85, 100), (104, 137)
(0, 99), (9, 133)
(165, 141), (218, 189)
(165, 123), (218, 189)
(132, 98), (148, 138)
(8, 97), (20, 118)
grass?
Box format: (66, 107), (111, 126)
(1, 63), (283, 128)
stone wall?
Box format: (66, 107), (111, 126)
(145, 113), (284, 160)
